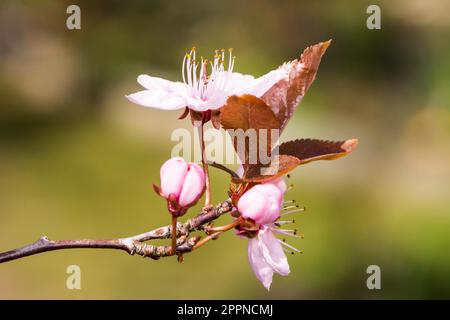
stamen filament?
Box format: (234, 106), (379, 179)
(281, 207), (305, 216)
(283, 205), (299, 211)
(181, 47), (236, 104)
(278, 239), (301, 253)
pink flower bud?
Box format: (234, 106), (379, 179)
(238, 184), (283, 225)
(159, 157), (205, 212)
(160, 157), (188, 198)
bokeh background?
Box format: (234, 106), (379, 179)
(1, 0), (449, 299)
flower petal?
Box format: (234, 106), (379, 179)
(126, 90), (186, 110)
(238, 184), (282, 225)
(255, 184), (283, 225)
(259, 227), (290, 276)
(160, 157), (188, 198)
(178, 163), (205, 207)
(238, 187), (269, 223)
(264, 177), (287, 195)
(235, 68), (288, 97)
(186, 89), (229, 112)
(137, 75), (186, 94)
(224, 72), (255, 93)
(248, 237), (274, 290)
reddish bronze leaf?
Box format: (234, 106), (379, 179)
(279, 138), (358, 164)
(240, 138), (358, 182)
(220, 95), (280, 131)
(261, 40), (331, 133)
(220, 94), (280, 166)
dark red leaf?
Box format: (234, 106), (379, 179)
(240, 138), (358, 182)
(261, 40), (331, 133)
(220, 94), (280, 166)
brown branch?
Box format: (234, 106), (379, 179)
(0, 200), (233, 264)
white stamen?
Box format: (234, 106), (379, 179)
(273, 228), (303, 239)
(181, 47), (235, 103)
(274, 220), (295, 226)
(281, 208), (305, 216)
(278, 239), (301, 253)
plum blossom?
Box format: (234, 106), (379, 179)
(126, 47), (288, 112)
(155, 157), (205, 216)
(247, 225), (290, 290)
(238, 183), (283, 225)
(237, 178), (302, 290)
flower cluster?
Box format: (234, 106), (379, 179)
(127, 42), (358, 290)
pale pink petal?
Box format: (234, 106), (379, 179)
(238, 184), (282, 225)
(264, 177), (287, 195)
(160, 157), (188, 198)
(187, 90), (229, 112)
(178, 163), (205, 207)
(223, 72), (255, 93)
(126, 90), (186, 110)
(259, 227), (290, 276)
(137, 75), (186, 94)
(248, 238), (274, 290)
(235, 68), (288, 97)
(255, 184), (283, 225)
(238, 187), (268, 223)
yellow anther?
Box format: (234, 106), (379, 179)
(229, 48), (233, 52)
(221, 48), (225, 52)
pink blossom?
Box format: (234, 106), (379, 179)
(237, 184), (283, 225)
(237, 176), (301, 290)
(248, 226), (290, 290)
(126, 48), (287, 112)
(158, 157), (205, 212)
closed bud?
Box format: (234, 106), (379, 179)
(157, 157), (205, 216)
(237, 184), (283, 225)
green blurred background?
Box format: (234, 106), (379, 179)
(1, 0), (449, 299)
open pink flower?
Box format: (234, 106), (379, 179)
(126, 48), (287, 112)
(155, 157), (205, 215)
(237, 177), (302, 290)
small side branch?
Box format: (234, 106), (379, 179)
(0, 200), (233, 264)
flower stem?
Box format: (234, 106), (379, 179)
(205, 219), (240, 233)
(171, 215), (177, 255)
(193, 220), (240, 250)
(198, 123), (211, 207)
